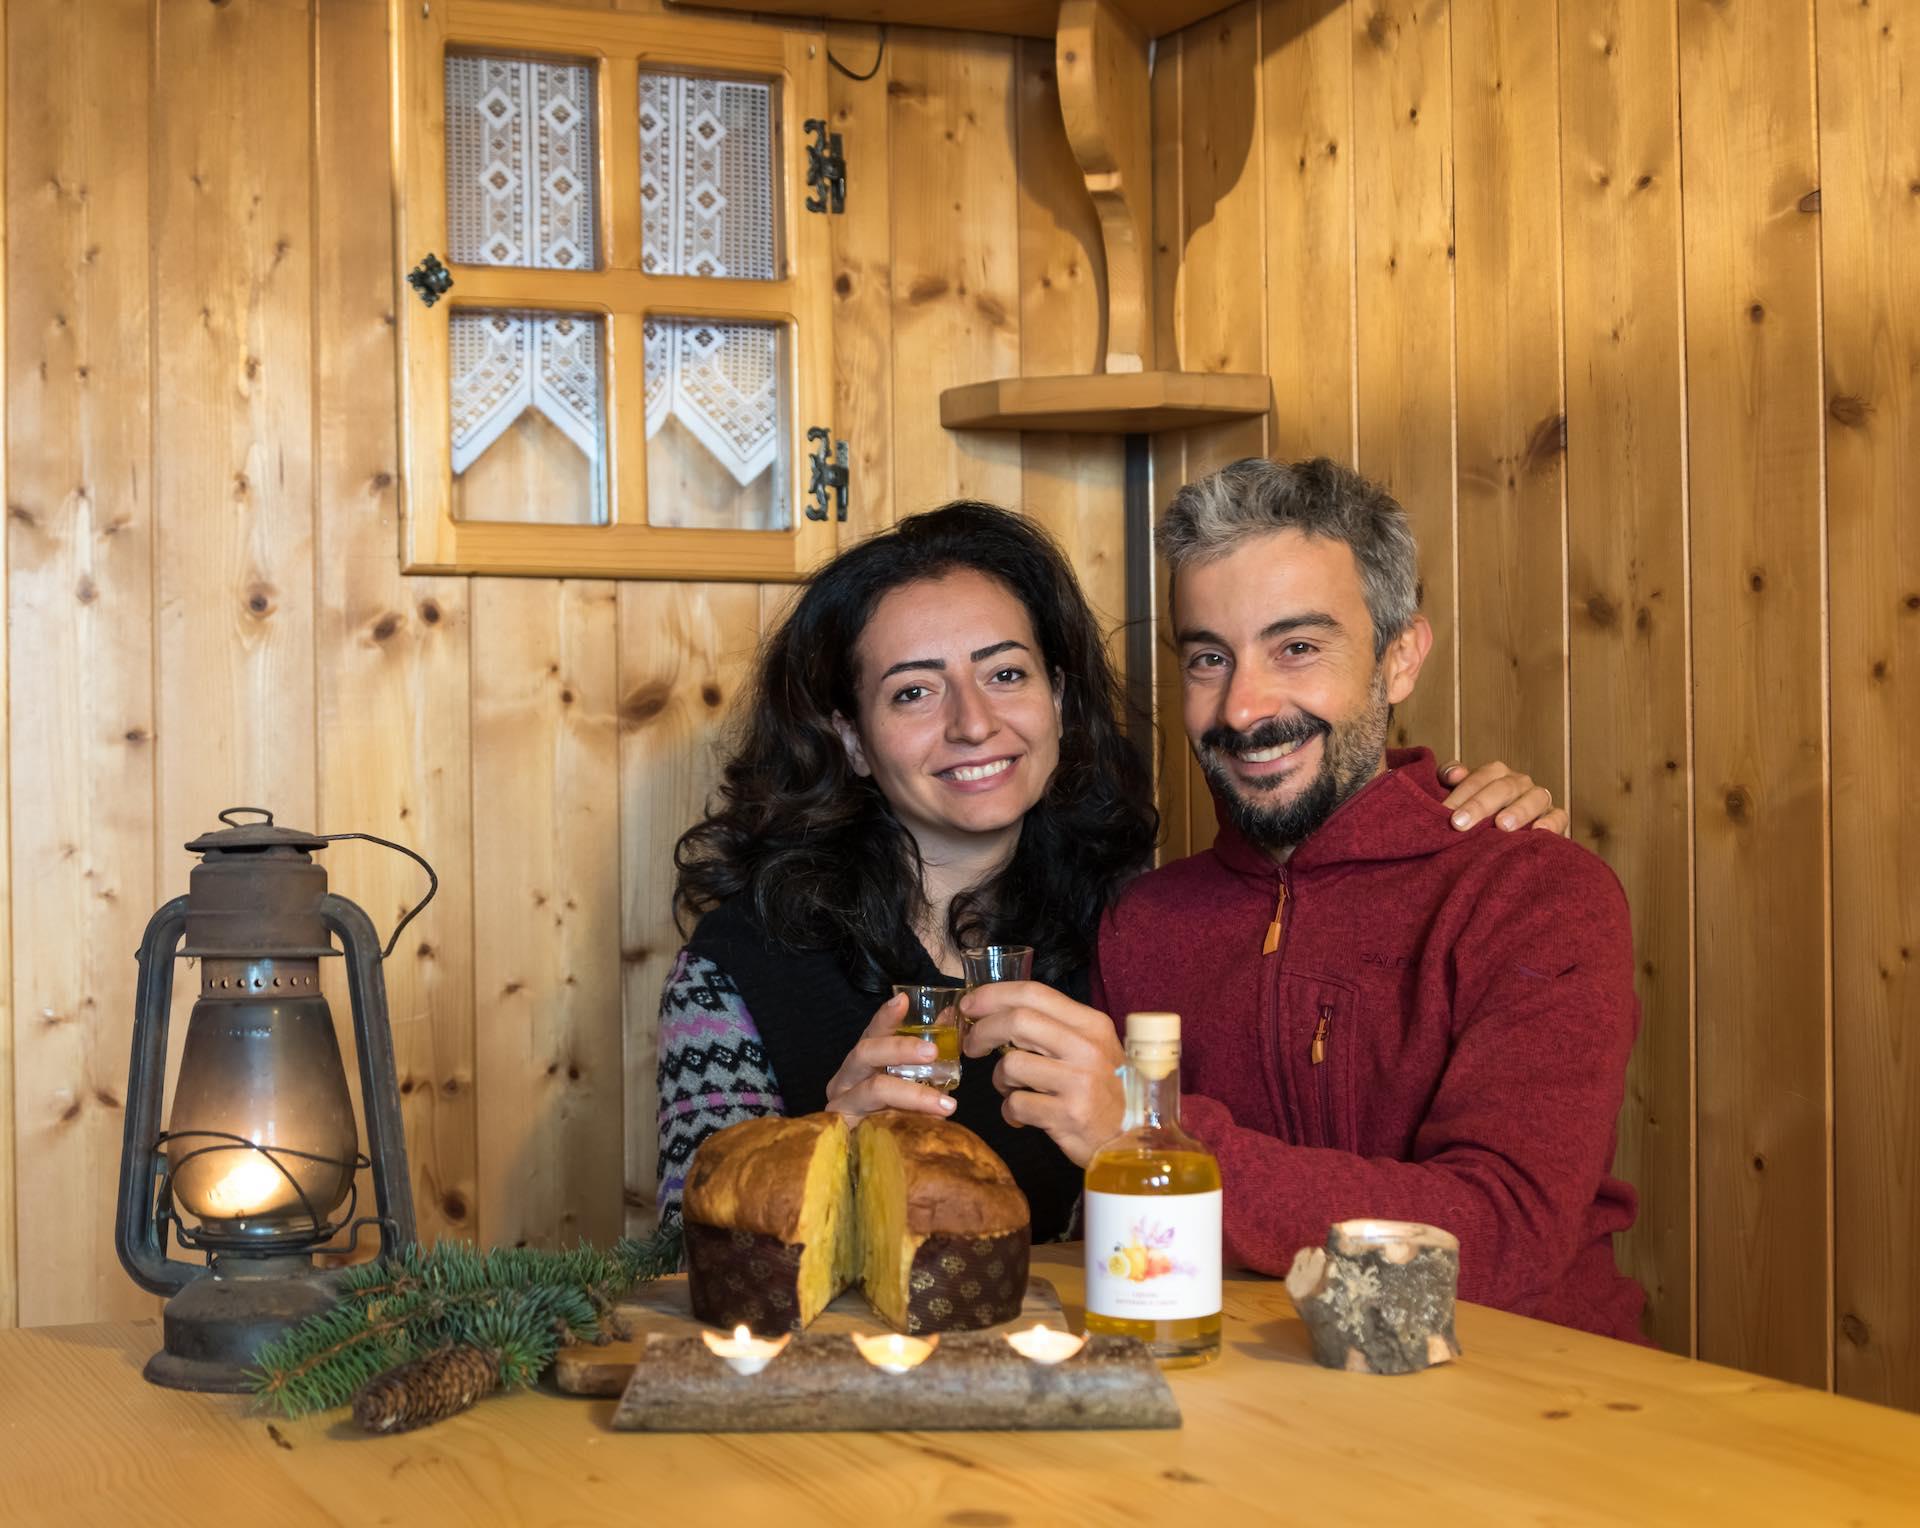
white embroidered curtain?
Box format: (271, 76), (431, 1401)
(443, 55), (784, 512)
(638, 72), (781, 491)
(446, 55), (607, 520)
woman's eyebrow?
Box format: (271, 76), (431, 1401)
(877, 640), (1030, 682)
(878, 657), (945, 681)
(970, 639), (1031, 662)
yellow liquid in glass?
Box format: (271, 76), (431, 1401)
(892, 1023), (961, 1091)
(895, 1024), (961, 1062)
(1083, 1145), (1223, 1367)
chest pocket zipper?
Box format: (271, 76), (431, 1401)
(1311, 1003), (1334, 1142)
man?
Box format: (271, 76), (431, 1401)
(961, 456), (1644, 1342)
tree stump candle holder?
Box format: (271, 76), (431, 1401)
(1284, 1220), (1462, 1376)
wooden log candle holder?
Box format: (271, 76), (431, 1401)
(1284, 1220), (1463, 1376)
(609, 1330), (1180, 1433)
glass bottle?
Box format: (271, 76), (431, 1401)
(1083, 1012), (1222, 1366)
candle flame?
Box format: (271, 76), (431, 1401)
(204, 1157), (284, 1217)
(851, 1330), (939, 1373)
(1005, 1324), (1087, 1364)
(701, 1325), (790, 1375)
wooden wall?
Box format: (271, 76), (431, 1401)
(0, 0), (1117, 1327)
(1149, 0), (1918, 1408)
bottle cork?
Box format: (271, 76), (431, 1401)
(1125, 1012), (1181, 1080)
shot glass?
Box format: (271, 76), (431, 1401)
(886, 984), (964, 1093)
(961, 945), (1033, 1053)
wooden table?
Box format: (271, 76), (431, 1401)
(3, 1246), (1917, 1526)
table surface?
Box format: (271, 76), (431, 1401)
(3, 1246), (1918, 1527)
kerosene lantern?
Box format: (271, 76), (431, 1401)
(115, 808), (432, 1391)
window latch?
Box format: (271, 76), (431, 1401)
(803, 119), (846, 215)
(806, 428), (849, 522)
(407, 253), (454, 307)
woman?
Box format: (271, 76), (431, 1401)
(656, 502), (1560, 1239)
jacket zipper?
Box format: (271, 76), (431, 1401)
(1312, 1002), (1333, 1142)
(1262, 876), (1288, 956)
(1260, 870), (1305, 1142)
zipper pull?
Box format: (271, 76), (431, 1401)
(1262, 879), (1288, 955)
(1311, 1005), (1331, 1064)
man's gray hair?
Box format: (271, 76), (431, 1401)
(1155, 456), (1420, 657)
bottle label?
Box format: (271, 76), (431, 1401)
(1084, 1190), (1222, 1321)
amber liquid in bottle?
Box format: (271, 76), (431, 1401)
(1083, 1013), (1223, 1367)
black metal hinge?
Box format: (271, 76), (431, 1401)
(806, 428), (849, 522)
(803, 119), (846, 215)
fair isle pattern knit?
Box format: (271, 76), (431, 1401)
(655, 949), (784, 1226)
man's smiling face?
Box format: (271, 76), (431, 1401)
(1174, 528), (1431, 858)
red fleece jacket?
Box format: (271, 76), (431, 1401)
(1094, 749), (1646, 1343)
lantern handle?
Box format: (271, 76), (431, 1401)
(317, 832), (439, 960)
(217, 806), (276, 828)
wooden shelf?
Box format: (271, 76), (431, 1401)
(939, 371), (1271, 434)
(667, 1), (1237, 41)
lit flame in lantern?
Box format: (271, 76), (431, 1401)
(203, 1156), (284, 1217)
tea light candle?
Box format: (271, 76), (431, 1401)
(701, 1324), (791, 1376)
(1004, 1325), (1087, 1365)
(851, 1331), (939, 1374)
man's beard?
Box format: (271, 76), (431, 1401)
(1195, 670), (1391, 854)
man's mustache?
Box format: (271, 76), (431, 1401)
(1199, 712), (1331, 758)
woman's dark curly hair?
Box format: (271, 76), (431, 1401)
(674, 501), (1159, 993)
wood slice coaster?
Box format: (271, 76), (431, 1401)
(554, 1273), (1064, 1397)
(609, 1330), (1180, 1433)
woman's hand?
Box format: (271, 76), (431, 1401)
(960, 981), (1125, 1166)
(824, 991), (957, 1121)
(1438, 759), (1569, 835)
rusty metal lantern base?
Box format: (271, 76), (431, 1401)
(143, 1254), (341, 1393)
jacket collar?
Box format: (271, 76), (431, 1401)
(1206, 746), (1463, 882)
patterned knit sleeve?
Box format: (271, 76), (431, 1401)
(654, 948), (785, 1228)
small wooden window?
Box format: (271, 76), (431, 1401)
(396, 1), (837, 579)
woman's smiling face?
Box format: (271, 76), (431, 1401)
(837, 568), (1063, 855)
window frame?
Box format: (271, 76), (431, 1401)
(394, 0), (837, 579)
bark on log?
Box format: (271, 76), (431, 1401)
(609, 1330), (1180, 1432)
(1284, 1220), (1462, 1375)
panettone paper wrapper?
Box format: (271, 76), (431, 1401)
(685, 1221), (1028, 1337)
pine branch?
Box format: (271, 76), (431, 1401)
(249, 1225), (682, 1419)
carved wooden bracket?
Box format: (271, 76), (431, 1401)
(1056, 0), (1152, 375)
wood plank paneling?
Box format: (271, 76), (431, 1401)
(1449, 0), (1565, 799)
(827, 21), (896, 535)
(1260, 0), (1354, 462)
(615, 584), (760, 1231)
(1821, 0), (1920, 1412)
(471, 580), (622, 1250)
(1016, 37), (1126, 643)
(313, 0), (478, 1249)
(1174, 0), (1267, 482)
(1171, 1), (1269, 854)
(6, 0), (157, 1326)
(1678, 0), (1829, 1388)
(888, 29), (1025, 516)
(153, 0), (317, 879)
(1351, 0), (1455, 758)
(1558, 0), (1694, 1359)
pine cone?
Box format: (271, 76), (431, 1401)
(352, 1344), (500, 1434)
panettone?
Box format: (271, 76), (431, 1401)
(683, 1111), (1030, 1336)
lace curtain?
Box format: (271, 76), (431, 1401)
(639, 73), (781, 489)
(443, 54), (783, 506)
